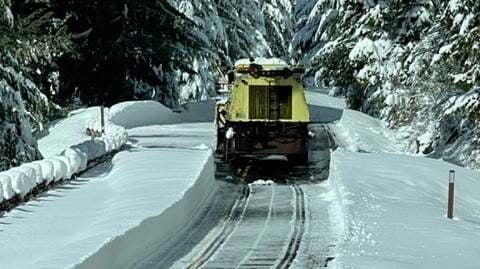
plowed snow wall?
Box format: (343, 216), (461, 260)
(74, 153), (216, 269)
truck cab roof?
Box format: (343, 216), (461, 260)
(233, 58), (305, 77)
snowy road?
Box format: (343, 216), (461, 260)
(185, 184), (305, 269)
(163, 162), (337, 269)
(0, 92), (344, 269)
(133, 122), (337, 269)
(1, 92), (411, 269)
(5, 91), (480, 268)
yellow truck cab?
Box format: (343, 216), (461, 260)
(216, 58), (311, 163)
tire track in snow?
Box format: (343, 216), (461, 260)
(132, 182), (238, 269)
(276, 185), (305, 269)
(190, 184), (306, 269)
(187, 185), (251, 269)
(235, 184), (276, 268)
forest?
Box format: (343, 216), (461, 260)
(1, 0), (479, 170)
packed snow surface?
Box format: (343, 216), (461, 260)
(328, 150), (480, 269)
(305, 90), (346, 110)
(306, 90), (346, 123)
(4, 91), (480, 269)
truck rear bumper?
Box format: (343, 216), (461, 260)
(223, 122), (309, 159)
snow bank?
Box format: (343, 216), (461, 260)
(306, 90), (402, 152)
(176, 100), (215, 123)
(38, 107), (101, 157)
(128, 123), (215, 150)
(1, 111), (216, 268)
(306, 91), (345, 123)
(1, 99), (213, 204)
(332, 109), (405, 153)
(75, 151), (215, 269)
(109, 99), (215, 129)
(109, 101), (182, 129)
(0, 111), (128, 205)
(0, 174), (15, 200)
(0, 149), (215, 269)
(328, 149), (480, 269)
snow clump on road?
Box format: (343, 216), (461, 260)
(250, 179), (275, 186)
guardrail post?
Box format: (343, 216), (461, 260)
(447, 170), (455, 219)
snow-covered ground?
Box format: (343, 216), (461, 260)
(2, 91), (480, 269)
(38, 107), (105, 158)
(328, 150), (480, 269)
(0, 148), (214, 269)
(0, 106), (127, 204)
(306, 90), (346, 110)
(309, 91), (480, 268)
(306, 90), (345, 123)
(0, 100), (217, 269)
(332, 109), (407, 153)
(306, 90), (405, 153)
(129, 123), (214, 150)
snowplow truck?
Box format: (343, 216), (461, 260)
(216, 58), (311, 163)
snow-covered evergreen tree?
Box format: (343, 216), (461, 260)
(0, 1), (42, 170)
(1, 0), (478, 170)
(50, 0), (204, 108)
(0, 63), (43, 170)
(169, 0), (295, 103)
(294, 0), (480, 168)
